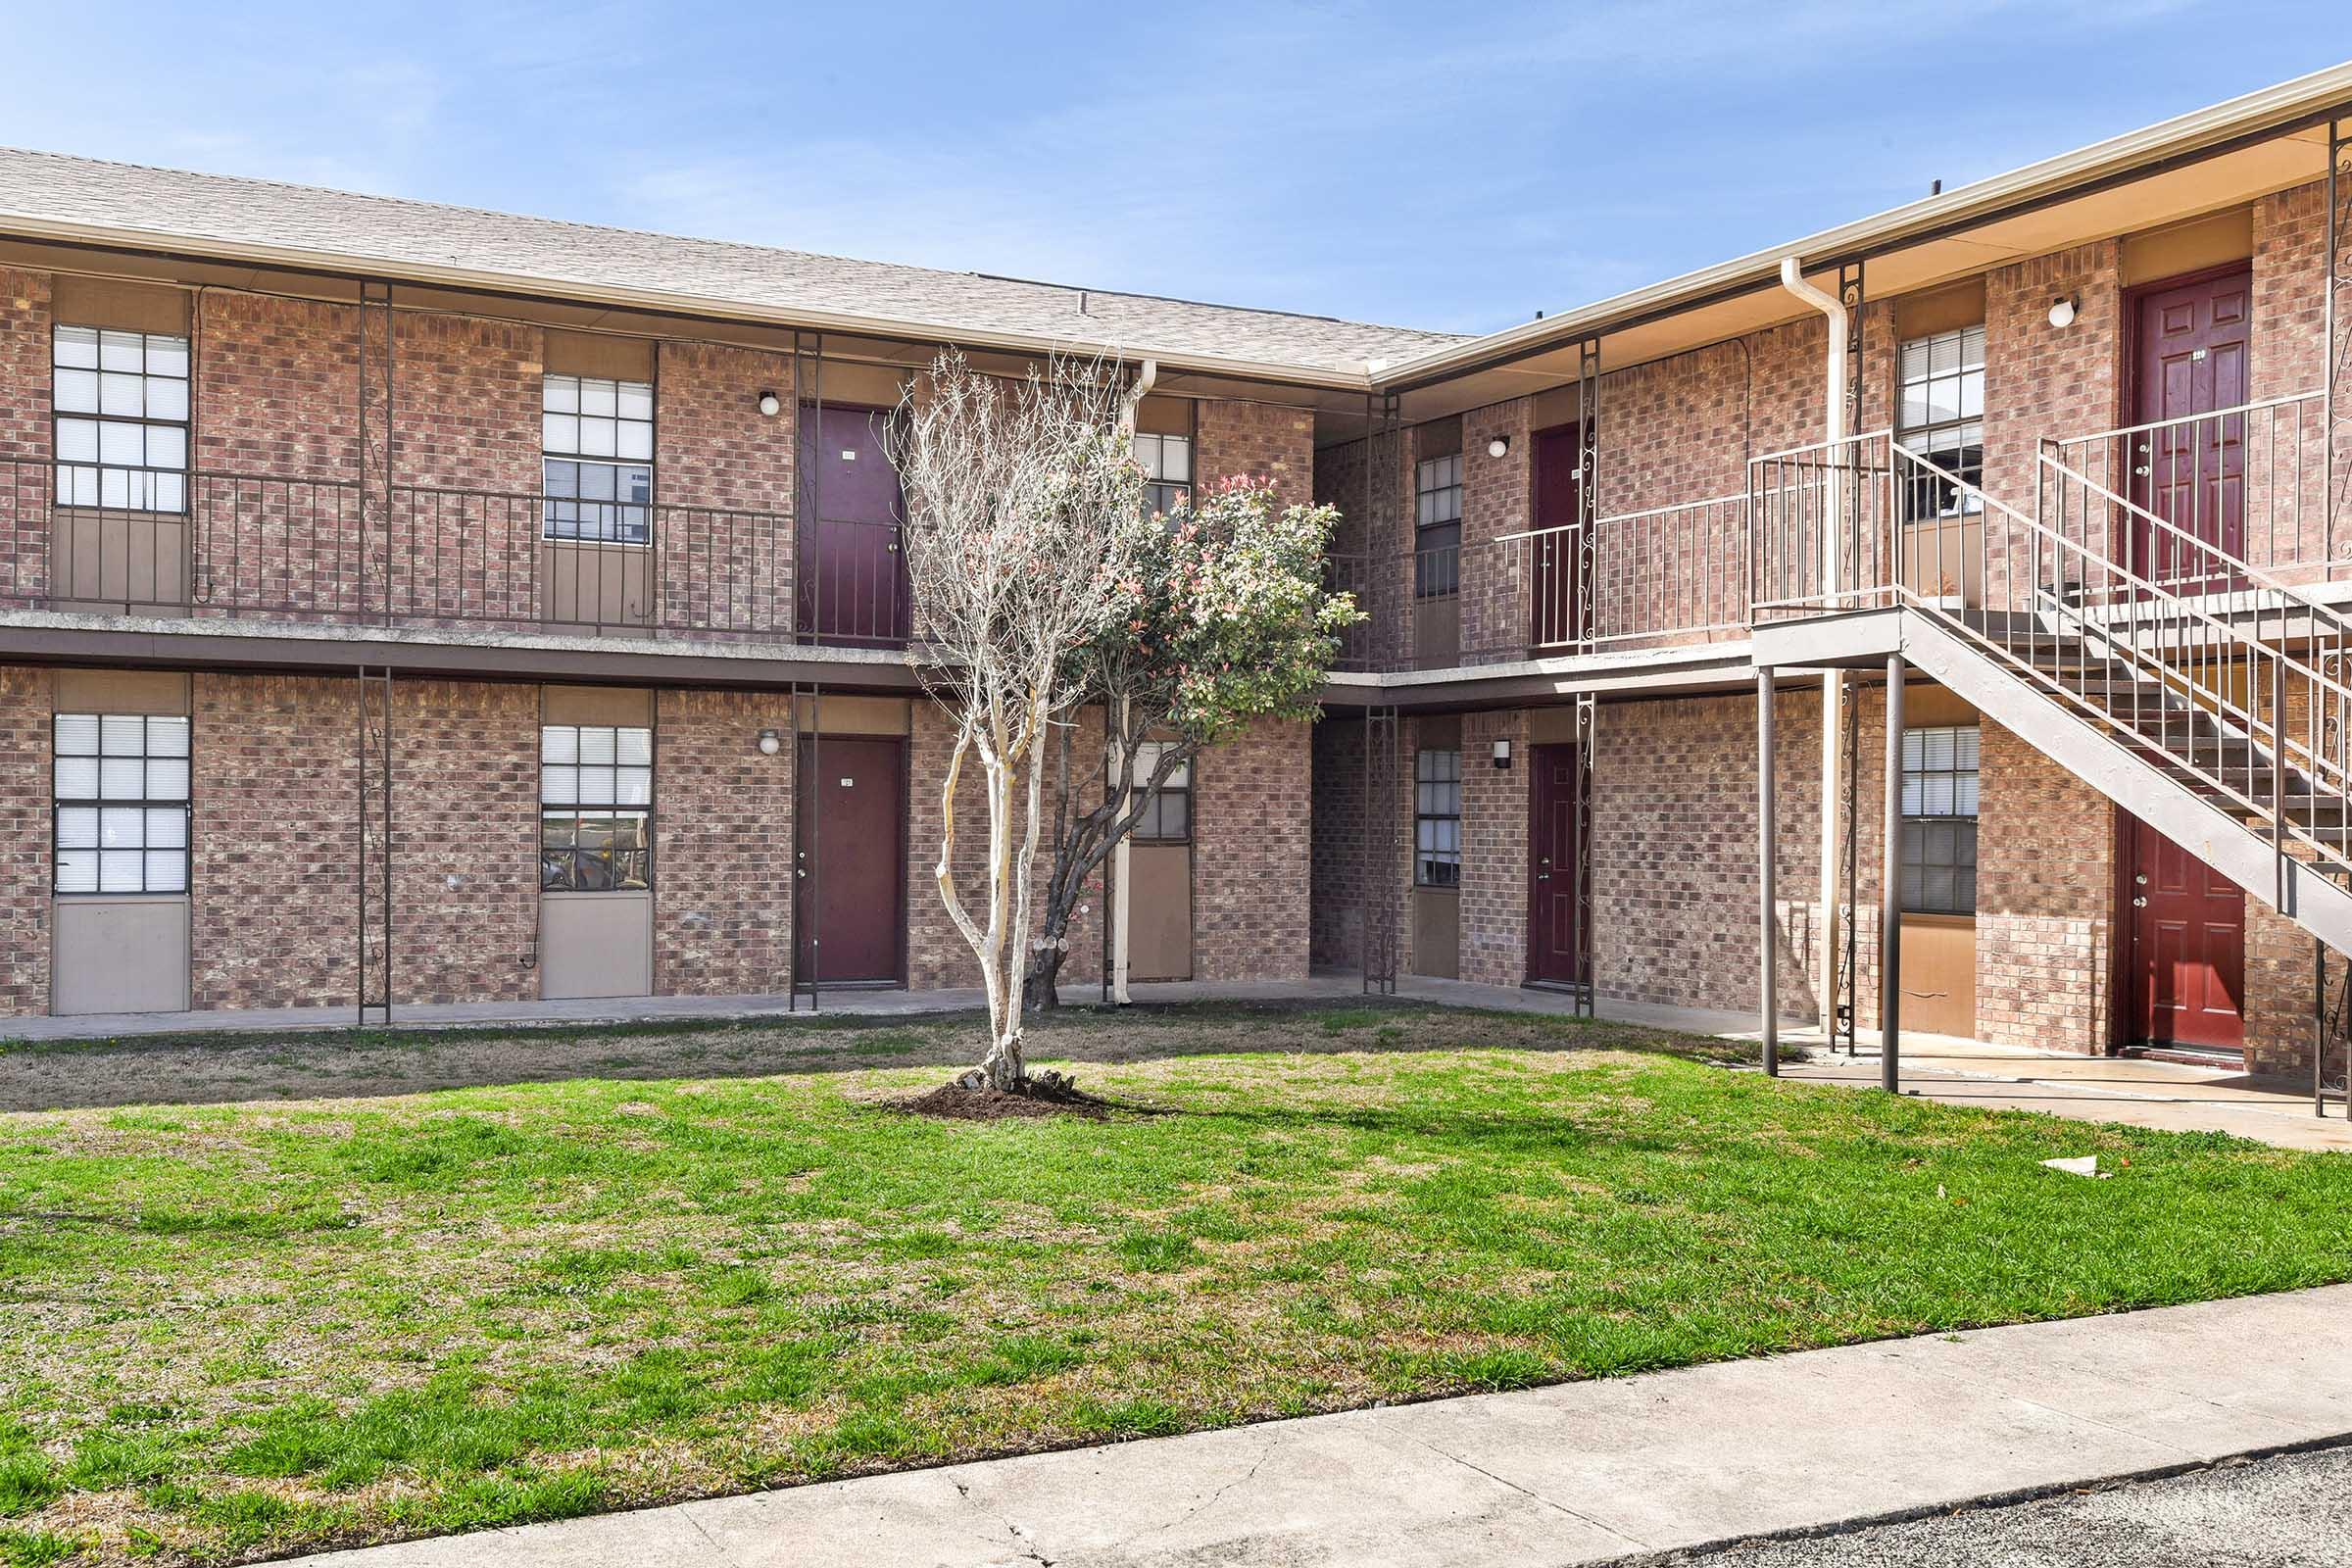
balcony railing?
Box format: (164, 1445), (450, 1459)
(0, 459), (910, 647)
(1327, 493), (1753, 672)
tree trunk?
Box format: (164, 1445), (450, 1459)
(977, 1023), (1025, 1090)
(1031, 943), (1068, 1010)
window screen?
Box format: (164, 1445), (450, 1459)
(1899, 723), (1979, 915)
(540, 724), (653, 890)
(1134, 432), (1192, 519)
(1415, 747), (1461, 888)
(543, 374), (654, 544)
(54, 712), (191, 894)
(1415, 453), (1462, 598)
(54, 325), (190, 513)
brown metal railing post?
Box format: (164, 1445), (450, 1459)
(1758, 665), (1779, 1076)
(1880, 654), (1903, 1093)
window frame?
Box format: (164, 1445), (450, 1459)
(1414, 746), (1462, 889)
(1133, 429), (1194, 520)
(1114, 740), (1192, 846)
(1893, 324), (1986, 524)
(1414, 451), (1463, 599)
(51, 323), (192, 515)
(1898, 722), (1980, 916)
(542, 372), (657, 546)
(539, 723), (656, 893)
(52, 711), (192, 896)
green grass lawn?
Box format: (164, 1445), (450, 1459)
(1, 1002), (2347, 1566)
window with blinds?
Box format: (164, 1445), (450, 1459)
(53, 712), (191, 894)
(1899, 724), (1980, 915)
(540, 724), (653, 891)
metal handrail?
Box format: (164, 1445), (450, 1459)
(0, 456), (909, 646)
(1894, 441), (2352, 891)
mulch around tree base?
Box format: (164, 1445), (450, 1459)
(889, 1074), (1116, 1121)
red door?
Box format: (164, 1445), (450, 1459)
(798, 404), (909, 645)
(795, 735), (906, 984)
(2129, 815), (2245, 1051)
(2130, 269), (2249, 587)
(1532, 427), (1583, 650)
(1528, 742), (1582, 986)
(2122, 270), (2251, 1052)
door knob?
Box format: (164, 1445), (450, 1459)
(2132, 896), (2148, 907)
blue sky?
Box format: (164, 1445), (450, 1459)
(4, 4), (2348, 334)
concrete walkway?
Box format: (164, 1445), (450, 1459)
(294, 1285), (2352, 1568)
(11, 971), (2343, 1150)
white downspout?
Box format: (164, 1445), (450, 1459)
(1778, 259), (1848, 1044)
(1110, 360), (1157, 1004)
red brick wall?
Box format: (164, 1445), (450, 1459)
(0, 666), (49, 1015)
(906, 698), (1108, 996)
(191, 673), (359, 1009)
(2250, 179), (2336, 575)
(196, 292), (362, 480)
(1457, 709), (1530, 986)
(1974, 712), (2114, 1053)
(1983, 240), (2123, 595)
(1456, 399), (1533, 663)
(1197, 399), (1314, 507)
(0, 270), (52, 603)
(655, 341), (797, 633)
(1193, 717), (1311, 982)
(389, 679), (538, 1004)
(653, 688), (796, 996)
(1591, 688), (1826, 1014)
(1308, 718), (1365, 969)
(193, 293), (365, 616)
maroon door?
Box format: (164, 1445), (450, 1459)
(1532, 426), (1583, 650)
(2130, 269), (2249, 587)
(1528, 742), (1582, 986)
(798, 404), (909, 645)
(795, 735), (906, 984)
(2129, 815), (2245, 1051)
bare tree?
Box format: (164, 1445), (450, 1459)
(887, 352), (1151, 1091)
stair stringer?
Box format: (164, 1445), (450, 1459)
(1897, 609), (2352, 956)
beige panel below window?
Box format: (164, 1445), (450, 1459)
(1129, 843), (1192, 982)
(53, 896), (189, 1014)
(1899, 914), (1976, 1040)
(1411, 887), (1460, 980)
(540, 892), (653, 1000)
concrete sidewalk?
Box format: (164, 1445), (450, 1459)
(297, 1286), (2352, 1568)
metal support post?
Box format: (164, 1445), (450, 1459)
(1880, 657), (1904, 1093)
(1758, 666), (1779, 1075)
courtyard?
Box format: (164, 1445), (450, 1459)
(1, 1001), (2347, 1565)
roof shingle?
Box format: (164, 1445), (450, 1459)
(0, 148), (1464, 378)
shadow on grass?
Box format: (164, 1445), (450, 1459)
(0, 997), (1751, 1115)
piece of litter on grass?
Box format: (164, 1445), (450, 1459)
(2041, 1154), (2110, 1179)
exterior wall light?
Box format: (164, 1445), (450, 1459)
(2046, 296), (2079, 330)
(757, 390), (782, 417)
(757, 728), (781, 757)
(1492, 738), (1512, 769)
(1487, 434), (1511, 459)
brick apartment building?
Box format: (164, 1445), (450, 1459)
(3, 66), (2352, 1093)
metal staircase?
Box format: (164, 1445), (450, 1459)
(1755, 414), (2352, 966)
